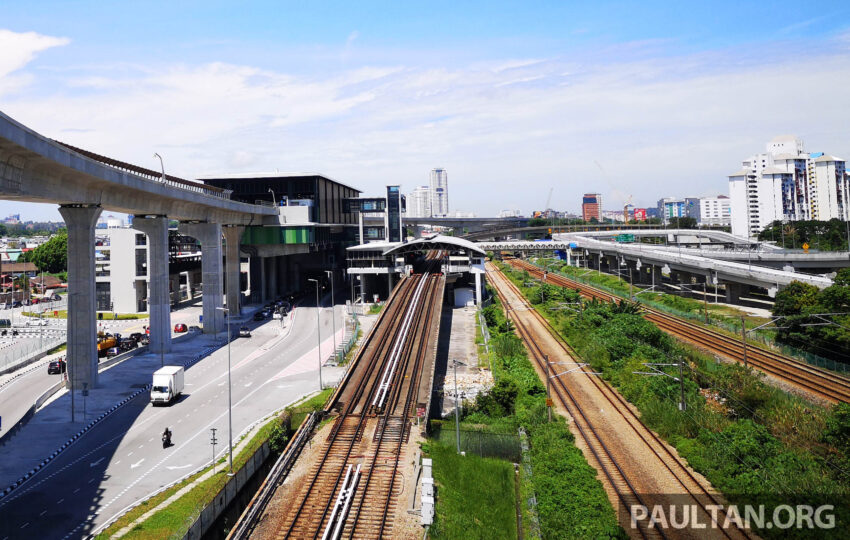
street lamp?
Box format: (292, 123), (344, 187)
(308, 278), (323, 390)
(153, 153), (166, 183)
(215, 306), (234, 475)
(324, 270), (337, 363)
(268, 188), (277, 207)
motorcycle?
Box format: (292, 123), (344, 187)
(162, 428), (172, 448)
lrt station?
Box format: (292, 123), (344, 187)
(344, 187), (487, 307)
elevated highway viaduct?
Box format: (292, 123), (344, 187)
(0, 111), (278, 390)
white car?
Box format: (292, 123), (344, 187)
(272, 311), (283, 320)
(25, 319), (48, 326)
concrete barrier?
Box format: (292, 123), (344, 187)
(182, 442), (271, 540)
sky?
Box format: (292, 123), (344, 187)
(2, 0), (850, 220)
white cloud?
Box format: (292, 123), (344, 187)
(3, 35), (850, 218)
(0, 29), (69, 78)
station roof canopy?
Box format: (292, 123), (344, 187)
(382, 234), (486, 257)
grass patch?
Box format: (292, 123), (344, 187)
(367, 303), (383, 315)
(425, 441), (517, 540)
(22, 310), (148, 320)
(96, 388), (334, 540)
(46, 343), (66, 355)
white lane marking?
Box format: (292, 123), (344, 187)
(87, 478), (94, 484)
(244, 382), (252, 388)
(73, 488), (79, 494)
(130, 459), (145, 469)
(39, 510), (47, 516)
(20, 523), (29, 529)
(89, 457), (105, 468)
(165, 464), (193, 470)
(114, 461), (120, 466)
(138, 444), (143, 449)
(148, 437), (153, 442)
(128, 452), (133, 457)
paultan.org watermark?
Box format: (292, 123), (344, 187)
(629, 504), (835, 530)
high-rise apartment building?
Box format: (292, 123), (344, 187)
(429, 168), (449, 217)
(405, 185), (432, 218)
(728, 135), (849, 238)
(582, 193), (602, 222)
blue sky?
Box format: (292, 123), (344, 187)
(2, 1), (850, 220)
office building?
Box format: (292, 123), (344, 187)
(430, 168), (449, 217)
(582, 193), (602, 222)
(685, 196), (731, 227)
(657, 197), (686, 224)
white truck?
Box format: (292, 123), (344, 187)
(150, 365), (185, 405)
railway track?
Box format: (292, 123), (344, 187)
(506, 258), (850, 404)
(487, 263), (755, 540)
(267, 258), (445, 539)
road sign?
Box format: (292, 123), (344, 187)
(803, 242), (810, 253)
(615, 234), (635, 243)
(545, 398), (554, 407)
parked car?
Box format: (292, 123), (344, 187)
(106, 347), (120, 358)
(12, 301), (22, 308)
(253, 311), (266, 321)
(129, 332), (144, 343)
(239, 326), (251, 338)
(174, 323), (188, 333)
(272, 311), (283, 320)
(47, 358), (66, 374)
(188, 325), (201, 332)
(25, 318), (48, 327)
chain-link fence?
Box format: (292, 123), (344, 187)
(0, 335), (65, 372)
(430, 420), (521, 462)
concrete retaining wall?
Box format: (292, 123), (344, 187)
(182, 442), (271, 540)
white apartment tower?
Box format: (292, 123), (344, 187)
(406, 185), (432, 218)
(429, 168), (449, 217)
(729, 135), (848, 238)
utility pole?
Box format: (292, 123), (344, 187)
(703, 282), (708, 324)
(678, 359), (686, 411)
(453, 359), (461, 454)
(325, 270), (337, 363)
(740, 315), (748, 368)
(309, 279), (323, 390)
(546, 355), (552, 422)
(216, 306), (234, 475)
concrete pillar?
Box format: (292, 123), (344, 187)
(223, 226), (244, 317)
(59, 204), (102, 390)
(725, 283), (742, 304)
(132, 216), (172, 354)
(474, 271), (482, 306)
(179, 222), (224, 334)
(266, 257), (278, 301)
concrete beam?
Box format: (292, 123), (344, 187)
(179, 222), (224, 334)
(132, 216), (172, 354)
(223, 226), (244, 317)
(59, 204), (102, 390)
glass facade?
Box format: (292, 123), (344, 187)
(386, 186), (401, 243)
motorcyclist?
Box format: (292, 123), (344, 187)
(162, 427), (172, 448)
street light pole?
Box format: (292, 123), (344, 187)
(153, 153), (166, 183)
(308, 278), (323, 390)
(268, 188), (277, 207)
(325, 270), (337, 363)
(453, 359), (460, 453)
(216, 306), (234, 475)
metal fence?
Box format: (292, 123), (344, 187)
(430, 421), (521, 462)
(0, 335), (65, 373)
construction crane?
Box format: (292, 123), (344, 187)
(544, 187), (553, 216)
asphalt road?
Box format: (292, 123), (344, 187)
(0, 301), (346, 540)
(0, 303), (207, 437)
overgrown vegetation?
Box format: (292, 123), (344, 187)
(441, 293), (625, 539)
(498, 262), (850, 538)
(772, 269), (850, 363)
(367, 303), (383, 315)
(759, 218), (850, 251)
(425, 441), (518, 540)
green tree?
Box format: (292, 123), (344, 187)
(772, 281), (820, 317)
(28, 232), (68, 274)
